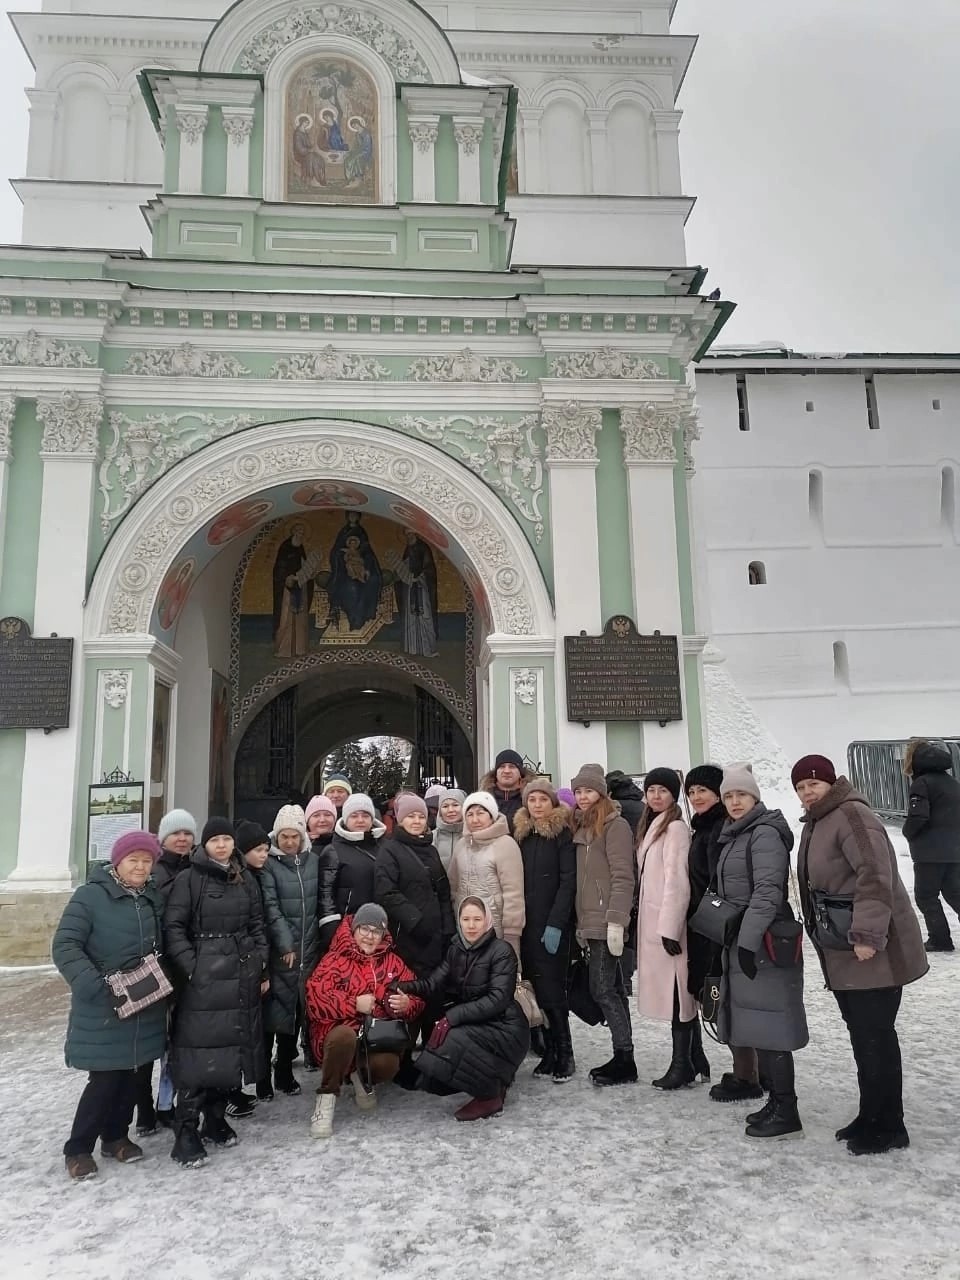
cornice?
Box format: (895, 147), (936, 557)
(11, 12), (212, 68)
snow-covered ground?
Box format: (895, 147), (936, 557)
(2, 848), (957, 1280)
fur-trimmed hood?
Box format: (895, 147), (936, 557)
(513, 805), (571, 842)
(479, 768), (537, 795)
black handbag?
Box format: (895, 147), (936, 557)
(689, 833), (757, 946)
(808, 889), (854, 951)
(358, 1016), (412, 1055)
(566, 948), (604, 1026)
(763, 918), (804, 967)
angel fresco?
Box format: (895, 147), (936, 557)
(285, 56), (378, 203)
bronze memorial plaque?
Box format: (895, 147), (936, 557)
(0, 617), (73, 730)
(565, 615), (682, 724)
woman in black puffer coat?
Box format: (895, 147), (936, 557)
(513, 778), (576, 1082)
(164, 818), (268, 1169)
(395, 896), (530, 1121)
(375, 794), (454, 978)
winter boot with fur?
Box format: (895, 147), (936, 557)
(100, 1137), (144, 1162)
(652, 1019), (698, 1091)
(351, 1070), (377, 1113)
(310, 1092), (336, 1138)
(550, 1010), (576, 1083)
(591, 1049), (638, 1087)
(65, 1153), (98, 1181)
(171, 1123), (207, 1168)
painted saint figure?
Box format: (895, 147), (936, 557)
(326, 512), (383, 632)
(395, 530), (440, 657)
(292, 114), (327, 186)
(273, 522), (321, 658)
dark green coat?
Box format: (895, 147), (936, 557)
(260, 837), (321, 1036)
(51, 865), (168, 1072)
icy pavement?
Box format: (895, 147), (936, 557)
(2, 895), (958, 1279)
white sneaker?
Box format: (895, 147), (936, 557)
(310, 1092), (335, 1139)
(351, 1070), (377, 1113)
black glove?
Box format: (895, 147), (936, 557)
(738, 947), (757, 980)
(661, 937), (682, 957)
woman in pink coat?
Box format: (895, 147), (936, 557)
(635, 768), (699, 1090)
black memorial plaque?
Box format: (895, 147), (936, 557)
(0, 617), (73, 730)
(565, 615), (682, 724)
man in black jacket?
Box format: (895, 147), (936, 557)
(903, 739), (960, 951)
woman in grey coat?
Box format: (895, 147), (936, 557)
(716, 765), (808, 1140)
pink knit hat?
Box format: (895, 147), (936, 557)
(305, 794), (337, 824)
(395, 793), (428, 823)
(111, 830), (161, 867)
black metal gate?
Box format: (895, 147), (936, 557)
(233, 686), (298, 828)
(413, 686), (458, 789)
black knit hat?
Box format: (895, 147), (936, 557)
(235, 820), (270, 855)
(683, 764), (725, 799)
(643, 767), (682, 802)
(201, 816), (234, 847)
(495, 749), (524, 771)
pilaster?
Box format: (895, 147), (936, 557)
(222, 108), (255, 196)
(517, 106), (543, 192)
(0, 396), (15, 572)
(175, 105), (209, 194)
(107, 93), (132, 182)
(652, 109), (683, 196)
(453, 116), (484, 203)
(408, 117), (440, 203)
(25, 90), (58, 178)
(586, 109), (609, 194)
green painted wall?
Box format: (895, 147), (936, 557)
(0, 733), (25, 878)
(202, 109), (228, 197)
(0, 403), (42, 621)
(435, 117), (458, 204)
(683, 652), (705, 762)
(395, 101), (412, 203)
(673, 458), (696, 634)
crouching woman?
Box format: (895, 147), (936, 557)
(395, 896), (530, 1122)
(304, 905), (423, 1138)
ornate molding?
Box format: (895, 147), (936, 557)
(102, 669), (130, 710)
(389, 413), (545, 542)
(175, 106), (209, 146)
(512, 668), (537, 706)
(619, 404), (680, 464)
(37, 392), (103, 458)
(123, 345), (251, 378)
(221, 110), (255, 145)
(237, 6), (432, 81)
(408, 120), (439, 154)
(407, 348), (528, 383)
(97, 424), (549, 639)
(0, 329), (93, 369)
(549, 348), (668, 380)
(542, 401), (601, 463)
(0, 396), (15, 461)
(682, 410), (701, 475)
(454, 121), (484, 155)
(271, 347), (390, 381)
(99, 410), (264, 535)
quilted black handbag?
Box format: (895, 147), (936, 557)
(566, 947), (604, 1026)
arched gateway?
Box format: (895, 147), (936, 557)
(0, 0), (726, 960)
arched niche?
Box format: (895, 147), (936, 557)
(606, 101), (653, 195)
(263, 35), (396, 205)
(58, 81), (112, 180)
(541, 98), (588, 195)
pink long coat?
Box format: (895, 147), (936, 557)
(635, 812), (695, 1022)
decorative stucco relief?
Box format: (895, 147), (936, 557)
(102, 670), (130, 710)
(271, 347), (390, 380)
(541, 402), (601, 462)
(619, 403), (680, 464)
(0, 396), (15, 461)
(37, 392), (103, 457)
(407, 348), (528, 383)
(237, 5), (432, 81)
(548, 348), (668, 380)
(0, 330), (93, 369)
(512, 668), (537, 706)
(123, 345), (250, 378)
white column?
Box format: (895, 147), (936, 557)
(517, 106), (543, 192)
(585, 109), (609, 194)
(106, 93), (131, 182)
(453, 116), (484, 203)
(0, 397), (14, 569)
(652, 109), (683, 196)
(175, 104), (209, 194)
(620, 404), (690, 769)
(6, 393), (102, 890)
(221, 107), (255, 196)
(407, 116), (439, 202)
(25, 90), (58, 178)
(543, 401), (608, 780)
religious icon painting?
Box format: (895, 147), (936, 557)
(156, 558), (196, 631)
(285, 56), (378, 204)
(207, 499), (274, 546)
(292, 481), (369, 509)
(388, 501), (450, 549)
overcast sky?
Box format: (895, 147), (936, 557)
(0, 0), (957, 352)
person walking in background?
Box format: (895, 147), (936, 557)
(684, 765), (759, 1102)
(571, 764), (637, 1086)
(432, 788), (465, 871)
(261, 805), (321, 1099)
(794, 754), (927, 1155)
(902, 738), (960, 952)
(716, 765), (808, 1140)
(480, 749), (535, 834)
(449, 793), (525, 957)
(634, 769), (702, 1090)
(164, 818), (268, 1168)
(305, 905), (424, 1138)
(606, 771), (646, 838)
(330, 793), (387, 917)
(52, 831), (168, 1181)
(514, 778), (577, 1081)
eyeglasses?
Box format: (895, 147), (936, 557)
(355, 924), (385, 938)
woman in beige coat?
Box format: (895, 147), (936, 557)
(449, 792), (525, 957)
(793, 754), (927, 1156)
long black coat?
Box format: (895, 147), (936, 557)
(260, 836), (320, 1036)
(164, 850), (269, 1090)
(903, 742), (960, 864)
(331, 821), (386, 917)
(375, 828), (454, 976)
(151, 847), (193, 898)
(513, 806), (576, 1007)
(686, 801), (726, 997)
(404, 930), (530, 1097)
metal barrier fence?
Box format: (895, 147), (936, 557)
(847, 738), (960, 820)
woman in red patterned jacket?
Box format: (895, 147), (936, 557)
(304, 904), (423, 1139)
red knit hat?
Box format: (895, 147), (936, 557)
(790, 755), (837, 789)
(111, 830), (161, 867)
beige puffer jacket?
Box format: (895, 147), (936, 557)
(449, 815), (526, 943)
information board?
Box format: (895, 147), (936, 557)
(0, 616), (73, 730)
(564, 615), (682, 724)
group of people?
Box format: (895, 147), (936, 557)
(52, 740), (941, 1181)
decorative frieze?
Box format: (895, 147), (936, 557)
(102, 670), (130, 710)
(37, 392), (103, 459)
(0, 396), (15, 461)
(0, 330), (93, 369)
(407, 348), (527, 383)
(271, 347), (390, 381)
(619, 404), (681, 464)
(238, 6), (431, 81)
(682, 411), (701, 475)
(549, 349), (668, 380)
(542, 402), (601, 463)
(123, 345), (250, 378)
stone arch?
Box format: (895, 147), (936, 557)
(45, 61), (118, 93)
(528, 78), (596, 111)
(85, 419), (554, 643)
(597, 80), (666, 113)
(200, 0), (461, 84)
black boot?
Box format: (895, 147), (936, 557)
(746, 1095), (777, 1127)
(274, 1058), (301, 1097)
(532, 1022), (556, 1078)
(550, 1010), (576, 1083)
(846, 1121), (910, 1156)
(591, 1049), (638, 1087)
(529, 1025), (547, 1059)
(135, 1097), (158, 1138)
(746, 1052), (802, 1139)
(200, 1094), (238, 1148)
(710, 1073), (764, 1103)
(924, 937), (954, 952)
(690, 1017), (711, 1083)
(171, 1089), (207, 1168)
(652, 1019), (697, 1090)
(256, 1077), (275, 1102)
(836, 1114), (867, 1142)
